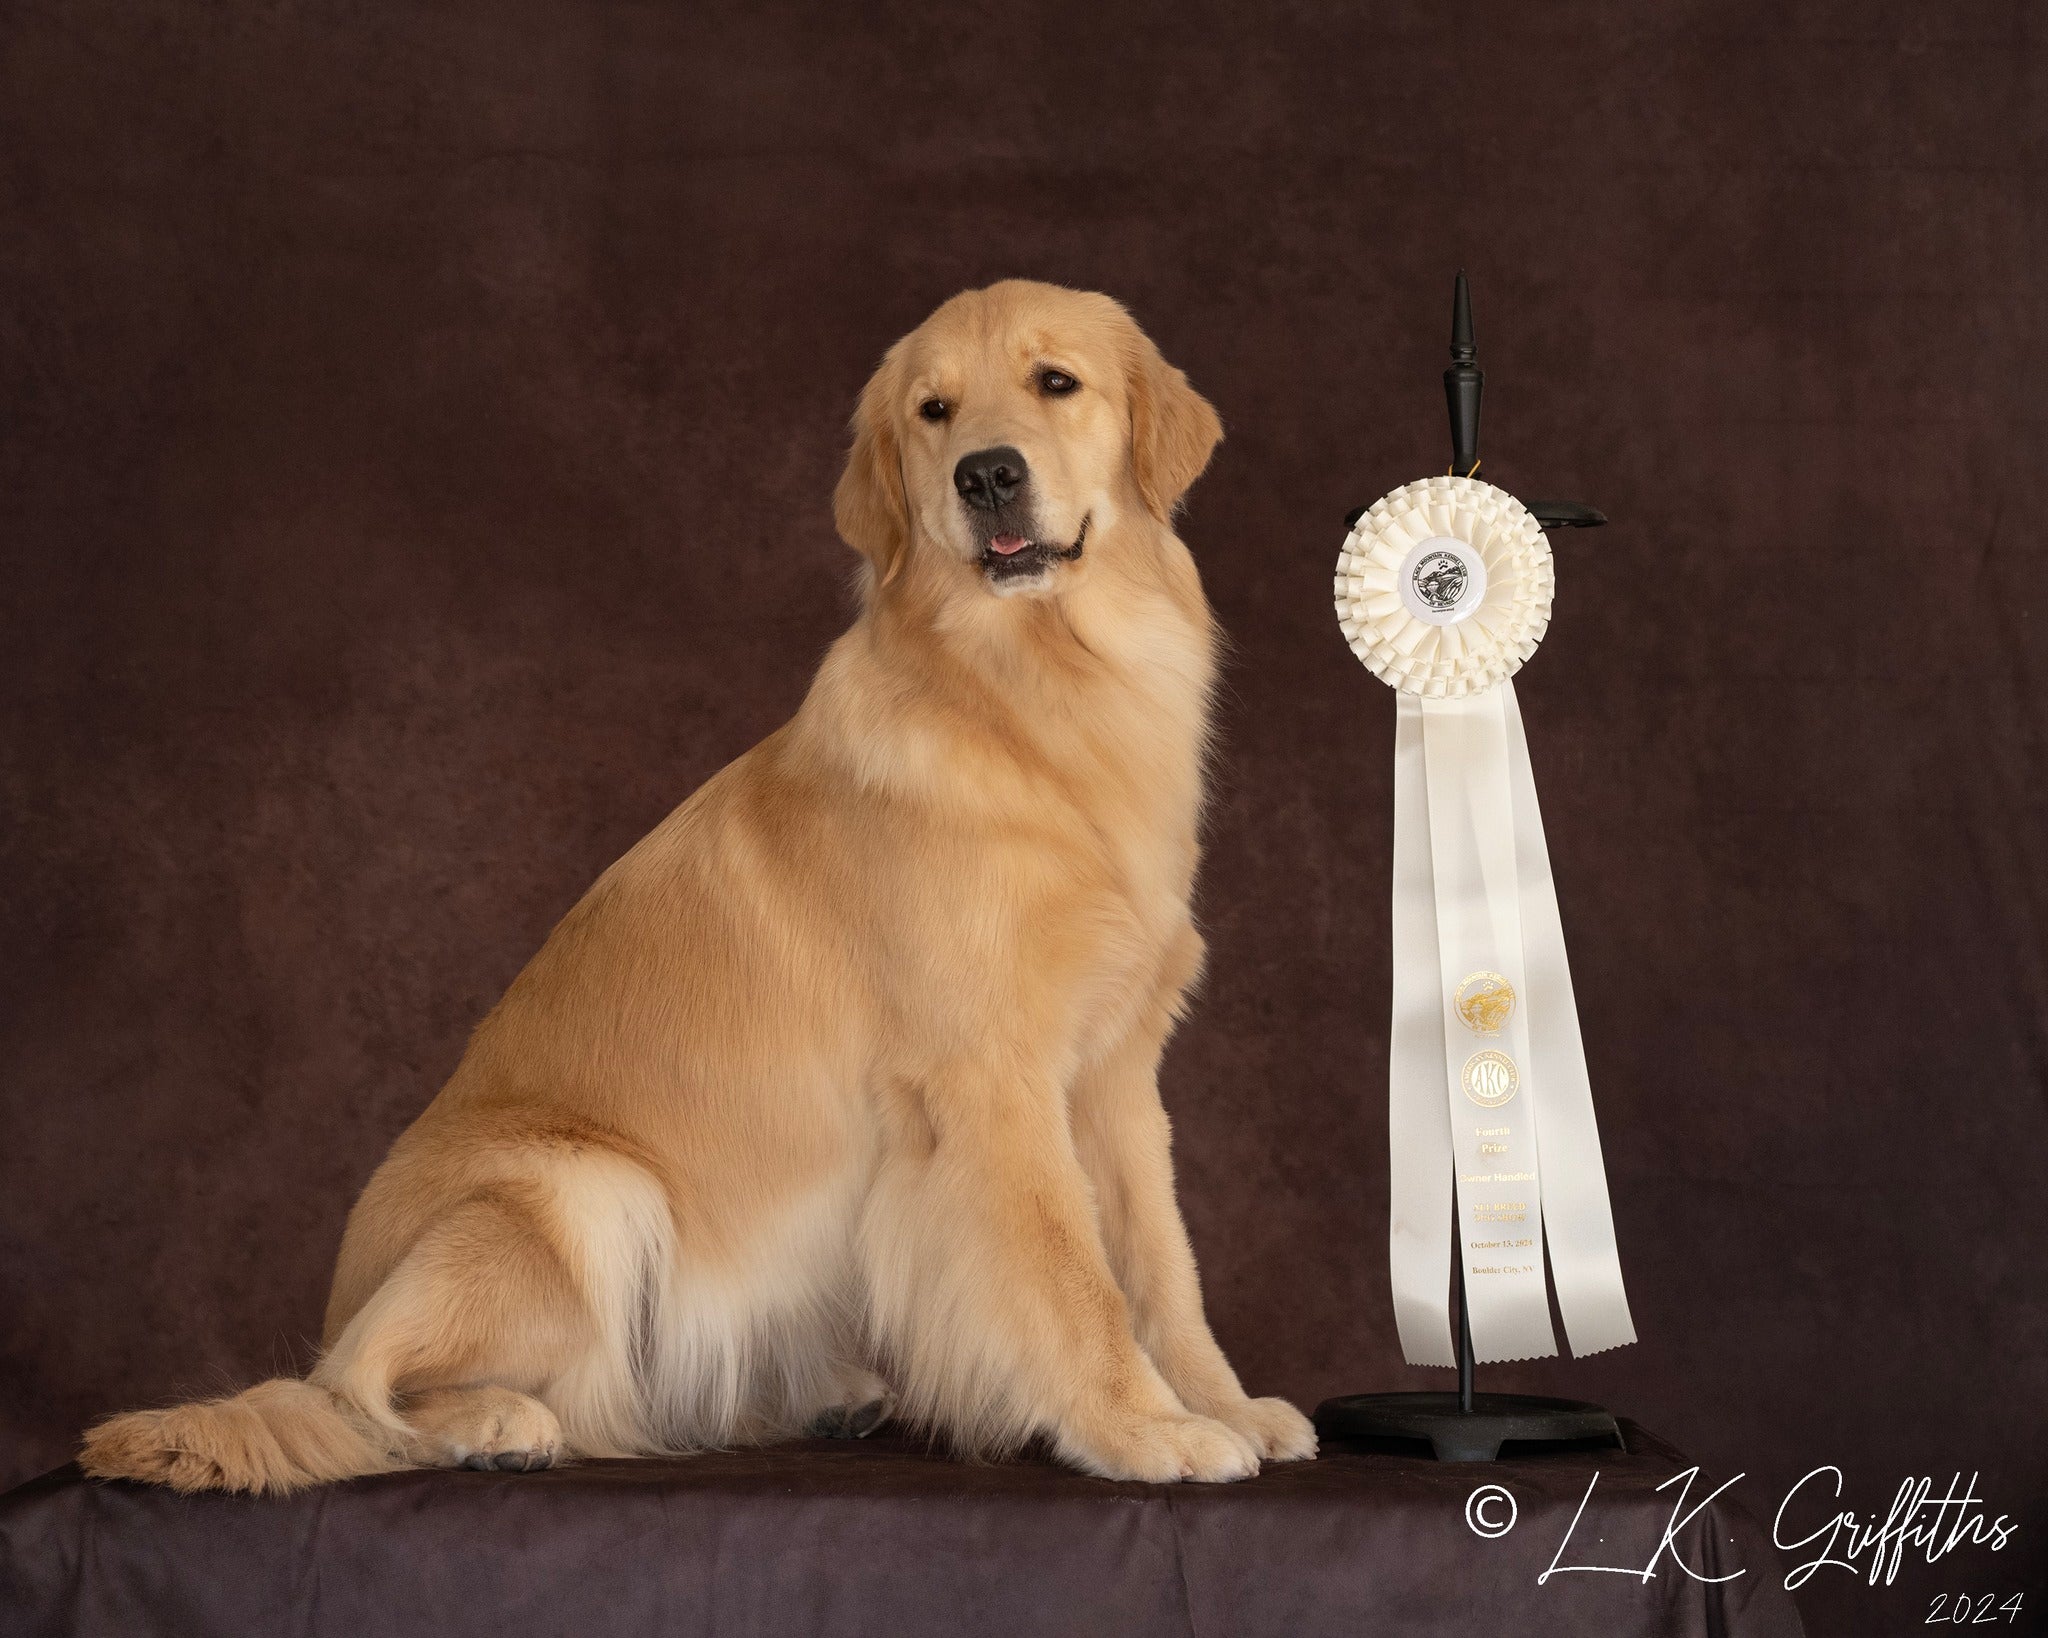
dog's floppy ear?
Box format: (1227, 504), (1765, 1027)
(834, 345), (911, 589)
(1126, 328), (1223, 523)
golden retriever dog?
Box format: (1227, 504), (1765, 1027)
(81, 279), (1316, 1494)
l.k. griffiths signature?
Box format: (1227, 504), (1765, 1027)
(1529, 1465), (2018, 1592)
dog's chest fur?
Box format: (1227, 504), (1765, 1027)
(944, 573), (1215, 1043)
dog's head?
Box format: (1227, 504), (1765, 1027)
(835, 281), (1222, 598)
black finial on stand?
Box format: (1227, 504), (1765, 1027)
(1445, 269), (1482, 478)
(1343, 272), (1608, 533)
(1314, 273), (1626, 1461)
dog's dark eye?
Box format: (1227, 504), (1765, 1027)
(918, 398), (950, 422)
(1038, 369), (1079, 396)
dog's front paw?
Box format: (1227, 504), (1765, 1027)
(1062, 1411), (1261, 1484)
(1209, 1395), (1317, 1462)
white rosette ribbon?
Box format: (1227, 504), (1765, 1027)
(1335, 476), (1635, 1367)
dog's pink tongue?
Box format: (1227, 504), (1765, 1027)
(990, 534), (1030, 556)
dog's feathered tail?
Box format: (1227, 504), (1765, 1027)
(79, 1377), (397, 1494)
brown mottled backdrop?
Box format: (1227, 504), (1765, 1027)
(3, 3), (2043, 1632)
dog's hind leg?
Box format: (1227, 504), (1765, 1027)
(399, 1384), (564, 1471)
(314, 1152), (673, 1468)
(82, 1174), (606, 1495)
(313, 1182), (591, 1441)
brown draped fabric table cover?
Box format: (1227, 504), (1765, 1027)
(1, 1420), (1801, 1637)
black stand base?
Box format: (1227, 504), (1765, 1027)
(1313, 1392), (1625, 1463)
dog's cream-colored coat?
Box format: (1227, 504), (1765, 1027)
(83, 281), (1315, 1492)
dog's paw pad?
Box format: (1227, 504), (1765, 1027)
(845, 1398), (889, 1438)
(807, 1396), (891, 1439)
(460, 1447), (553, 1472)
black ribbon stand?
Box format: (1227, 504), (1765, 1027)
(1312, 273), (1625, 1464)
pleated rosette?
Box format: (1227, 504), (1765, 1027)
(1334, 475), (1554, 697)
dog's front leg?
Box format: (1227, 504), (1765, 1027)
(864, 1055), (1261, 1482)
(1070, 949), (1318, 1464)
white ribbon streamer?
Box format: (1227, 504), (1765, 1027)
(1420, 687), (1556, 1363)
(1388, 694), (1456, 1366)
(1344, 476), (1634, 1367)
(1502, 685), (1636, 1358)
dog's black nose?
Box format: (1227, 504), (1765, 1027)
(953, 447), (1027, 512)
